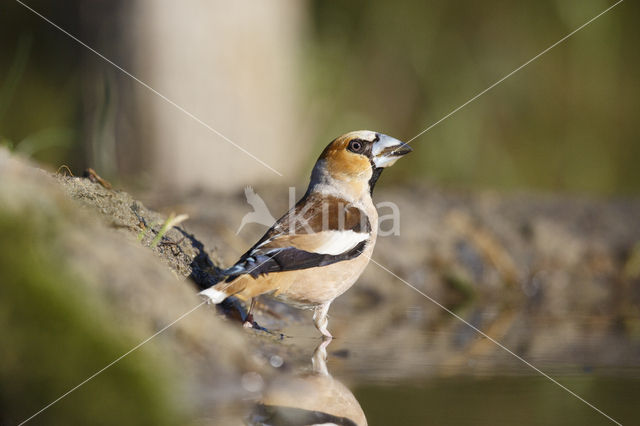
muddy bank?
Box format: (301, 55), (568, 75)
(0, 149), (273, 425)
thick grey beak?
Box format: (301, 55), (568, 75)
(372, 133), (413, 168)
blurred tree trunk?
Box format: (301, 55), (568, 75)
(127, 0), (309, 191)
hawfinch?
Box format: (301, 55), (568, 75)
(250, 340), (366, 425)
(201, 130), (412, 338)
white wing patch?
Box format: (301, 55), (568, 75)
(312, 230), (369, 255)
(252, 229), (369, 256)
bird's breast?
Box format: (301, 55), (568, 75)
(271, 234), (376, 308)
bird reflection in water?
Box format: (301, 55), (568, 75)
(248, 338), (367, 426)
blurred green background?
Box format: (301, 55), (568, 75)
(0, 0), (638, 193)
(305, 0), (639, 193)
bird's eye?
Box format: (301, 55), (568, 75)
(348, 140), (364, 153)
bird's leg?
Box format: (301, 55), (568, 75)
(311, 336), (332, 376)
(242, 298), (257, 329)
(312, 302), (333, 339)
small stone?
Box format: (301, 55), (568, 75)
(269, 355), (283, 368)
(241, 372), (264, 393)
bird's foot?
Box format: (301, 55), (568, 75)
(242, 312), (256, 329)
(243, 320), (271, 333)
(319, 328), (333, 340)
(242, 313), (271, 333)
(313, 302), (333, 339)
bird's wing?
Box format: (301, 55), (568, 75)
(223, 193), (371, 280)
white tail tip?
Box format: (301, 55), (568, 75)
(199, 287), (228, 304)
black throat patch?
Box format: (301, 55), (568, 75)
(368, 167), (384, 195)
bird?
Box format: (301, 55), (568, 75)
(249, 339), (367, 425)
(235, 186), (276, 235)
(200, 130), (412, 338)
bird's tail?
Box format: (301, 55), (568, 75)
(199, 272), (248, 304)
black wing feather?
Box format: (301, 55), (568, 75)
(224, 240), (367, 282)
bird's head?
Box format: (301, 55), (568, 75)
(310, 130), (412, 198)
